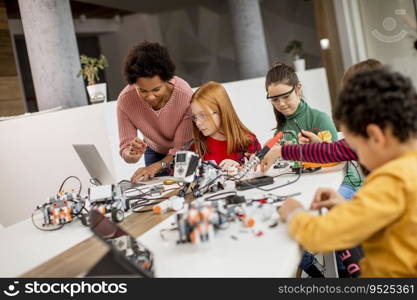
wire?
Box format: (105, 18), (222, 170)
(59, 176), (82, 194)
(235, 172), (302, 192)
(204, 191), (237, 201)
(283, 129), (303, 163)
(226, 130), (303, 193)
(344, 160), (363, 188)
(31, 206), (65, 231)
(159, 227), (178, 241)
(191, 173), (224, 195)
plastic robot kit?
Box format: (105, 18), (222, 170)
(32, 190), (87, 230)
(87, 184), (129, 223)
(173, 192), (293, 244)
(173, 150), (227, 198)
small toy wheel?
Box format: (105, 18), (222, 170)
(111, 208), (124, 223)
(80, 214), (90, 226)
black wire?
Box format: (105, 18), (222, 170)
(283, 130), (303, 163)
(191, 173), (224, 195)
(226, 130), (303, 193)
(67, 198), (88, 217)
(235, 172), (302, 192)
(31, 208), (65, 231)
(59, 176), (82, 194)
(130, 196), (171, 212)
(204, 191), (237, 201)
(344, 161), (362, 188)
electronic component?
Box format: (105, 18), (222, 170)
(33, 191), (86, 230)
(273, 161), (289, 169)
(173, 151), (200, 183)
(88, 185), (128, 223)
(176, 202), (225, 244)
(235, 176), (274, 191)
(192, 161), (225, 197)
(89, 209), (154, 277)
(236, 131), (284, 179)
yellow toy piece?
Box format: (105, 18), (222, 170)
(163, 179), (177, 185)
(302, 161), (340, 169)
(317, 130), (333, 143)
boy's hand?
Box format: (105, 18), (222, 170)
(298, 130), (321, 144)
(311, 188), (345, 210)
(260, 145), (282, 172)
(278, 198), (303, 222)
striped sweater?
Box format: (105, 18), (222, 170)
(281, 139), (358, 163)
(117, 76), (193, 161)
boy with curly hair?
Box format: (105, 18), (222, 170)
(279, 68), (417, 277)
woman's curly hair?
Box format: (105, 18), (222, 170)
(123, 41), (175, 84)
(335, 67), (417, 142)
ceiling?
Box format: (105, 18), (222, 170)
(4, 0), (219, 19)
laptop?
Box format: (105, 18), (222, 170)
(89, 209), (154, 277)
(73, 144), (173, 188)
(73, 144), (116, 185)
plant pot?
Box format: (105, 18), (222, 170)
(293, 58), (306, 72)
(87, 83), (107, 104)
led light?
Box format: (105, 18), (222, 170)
(320, 38), (330, 50)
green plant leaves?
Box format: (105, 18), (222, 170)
(78, 54), (109, 85)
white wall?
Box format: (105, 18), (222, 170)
(0, 68), (331, 227)
(98, 13), (163, 101)
(0, 104), (116, 227)
(357, 0), (417, 86)
(223, 68), (332, 145)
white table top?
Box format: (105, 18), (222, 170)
(0, 165), (345, 277)
(139, 165), (346, 277)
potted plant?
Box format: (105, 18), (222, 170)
(284, 40), (305, 72)
(77, 54), (109, 104)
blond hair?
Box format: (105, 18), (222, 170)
(191, 81), (254, 157)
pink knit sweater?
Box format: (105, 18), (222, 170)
(117, 76), (193, 160)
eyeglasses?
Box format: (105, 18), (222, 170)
(266, 85), (296, 103)
(191, 111), (217, 123)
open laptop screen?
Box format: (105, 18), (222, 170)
(73, 144), (116, 185)
(89, 210), (154, 277)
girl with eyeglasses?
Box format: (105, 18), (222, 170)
(266, 62), (338, 144)
(265, 62), (362, 198)
(190, 81), (261, 170)
(266, 62), (363, 278)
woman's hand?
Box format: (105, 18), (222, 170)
(131, 163), (161, 182)
(278, 198), (303, 222)
(298, 130), (321, 144)
(310, 188), (345, 210)
(124, 137), (148, 163)
(219, 159), (240, 171)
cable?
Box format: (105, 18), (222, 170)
(59, 176), (82, 194)
(283, 129), (303, 163)
(344, 160), (363, 188)
(252, 192), (302, 202)
(191, 173), (224, 195)
(235, 172), (302, 192)
(204, 191), (237, 201)
(31, 206), (65, 231)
